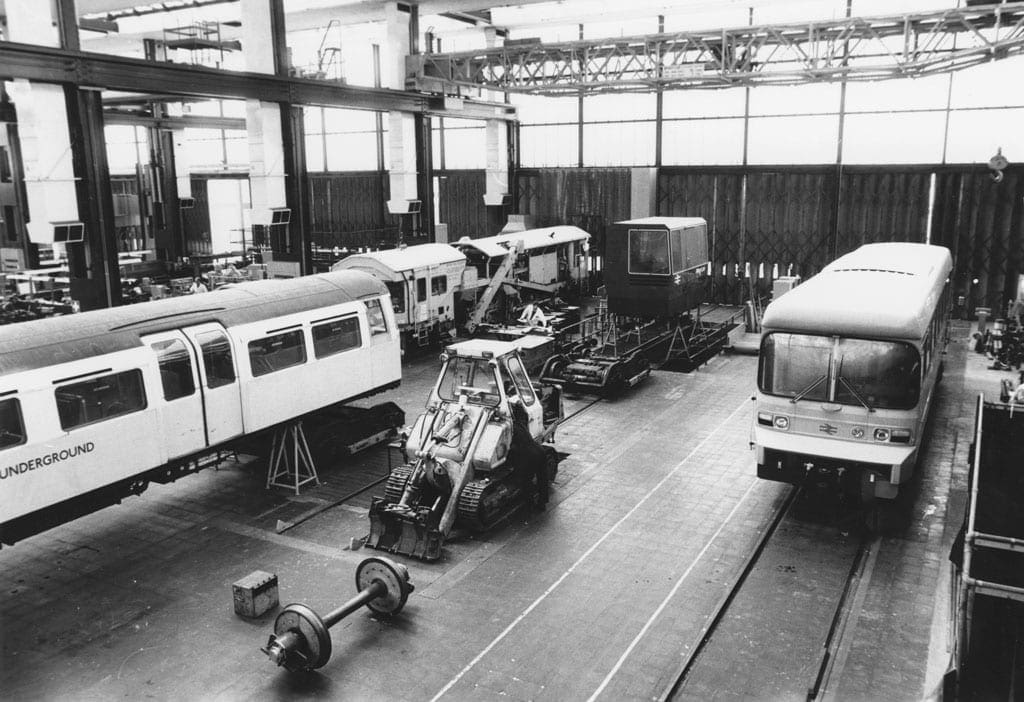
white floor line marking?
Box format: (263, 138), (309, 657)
(587, 477), (760, 702)
(429, 397), (752, 702)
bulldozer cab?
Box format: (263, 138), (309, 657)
(437, 340), (545, 439)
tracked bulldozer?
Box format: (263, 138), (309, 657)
(366, 339), (563, 560)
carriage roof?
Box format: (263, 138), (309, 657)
(761, 243), (952, 341)
(614, 217), (707, 230)
(456, 225), (590, 259)
(0, 270), (386, 376)
(331, 243), (465, 277)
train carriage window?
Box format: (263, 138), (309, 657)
(0, 398), (26, 449)
(431, 275), (447, 295)
(629, 229), (670, 275)
(416, 278), (427, 303)
(151, 339), (196, 401)
(670, 230), (684, 273)
(56, 370), (147, 430)
(196, 331), (236, 388)
(313, 316), (362, 358)
(366, 299), (388, 335)
(248, 330), (306, 377)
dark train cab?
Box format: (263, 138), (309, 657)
(604, 217), (709, 317)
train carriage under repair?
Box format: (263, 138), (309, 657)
(0, 270), (401, 545)
(753, 242), (953, 501)
(331, 226), (591, 345)
(454, 225), (590, 296)
(331, 243), (469, 345)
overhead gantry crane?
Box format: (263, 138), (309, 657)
(407, 2), (1024, 95)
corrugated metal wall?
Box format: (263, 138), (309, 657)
(436, 169), (488, 239)
(308, 171), (397, 249)
(933, 166), (1024, 314)
(516, 168), (632, 253)
(659, 167), (945, 304)
(295, 165), (1022, 314)
(835, 170), (931, 253)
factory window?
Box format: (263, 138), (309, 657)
(628, 229), (670, 275)
(431, 275), (447, 295)
(312, 315), (362, 358)
(366, 299), (388, 335)
(196, 331), (236, 388)
(151, 339), (196, 401)
(0, 398), (25, 449)
(416, 278), (427, 303)
(55, 370), (147, 430)
(248, 330), (307, 377)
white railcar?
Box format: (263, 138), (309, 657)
(331, 243), (467, 344)
(0, 270), (400, 545)
(753, 242), (953, 500)
(455, 225), (590, 295)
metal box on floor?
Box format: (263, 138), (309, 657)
(232, 570), (279, 618)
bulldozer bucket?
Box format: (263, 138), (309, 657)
(366, 498), (444, 561)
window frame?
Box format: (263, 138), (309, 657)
(0, 397), (26, 450)
(55, 369), (148, 431)
(151, 338), (197, 401)
(248, 328), (308, 377)
(311, 314), (363, 359)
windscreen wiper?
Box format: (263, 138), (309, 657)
(790, 374), (827, 403)
(837, 375), (875, 412)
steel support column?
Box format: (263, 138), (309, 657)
(282, 104), (311, 274)
(55, 0), (80, 52)
(414, 113), (434, 243)
(65, 86), (120, 310)
(150, 124), (185, 261)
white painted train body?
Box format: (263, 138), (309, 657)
(331, 226), (591, 344)
(753, 242), (953, 500)
(0, 270), (400, 545)
(332, 243), (468, 344)
(454, 226), (590, 295)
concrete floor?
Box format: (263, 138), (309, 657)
(0, 321), (999, 701)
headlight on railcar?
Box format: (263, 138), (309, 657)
(890, 429), (912, 443)
(873, 428), (891, 442)
(757, 412), (789, 430)
(851, 427), (865, 439)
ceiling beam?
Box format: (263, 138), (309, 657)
(0, 41), (516, 120)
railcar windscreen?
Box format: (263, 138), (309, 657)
(759, 333), (831, 403)
(629, 229), (670, 275)
(760, 333), (921, 410)
(437, 357), (500, 407)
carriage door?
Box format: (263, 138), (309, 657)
(413, 274), (430, 326)
(181, 323), (245, 445)
(141, 330), (206, 461)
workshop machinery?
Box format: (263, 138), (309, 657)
(366, 339), (563, 560)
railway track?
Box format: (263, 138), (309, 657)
(660, 486), (880, 701)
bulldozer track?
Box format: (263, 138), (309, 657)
(383, 464), (414, 503)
